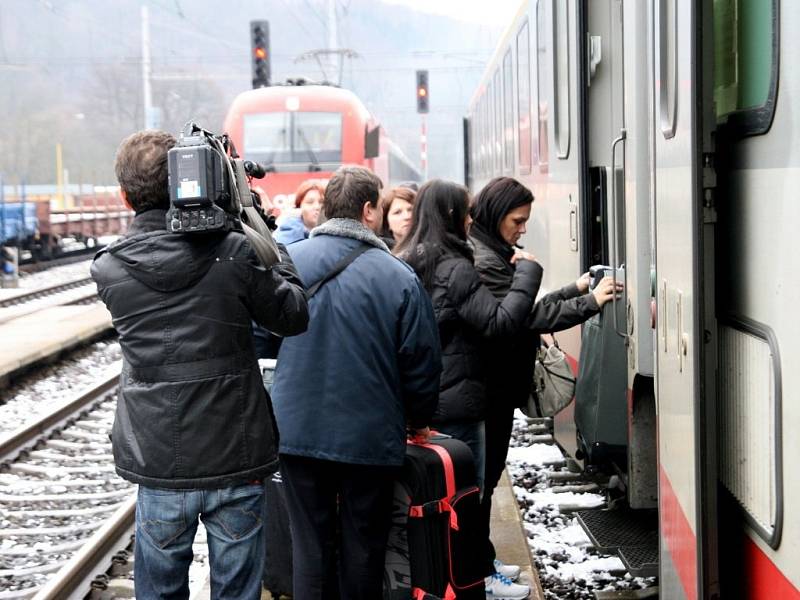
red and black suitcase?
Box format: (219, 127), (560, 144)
(384, 435), (486, 600)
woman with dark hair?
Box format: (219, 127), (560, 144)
(469, 176), (619, 586)
(397, 179), (540, 600)
(380, 186), (417, 249)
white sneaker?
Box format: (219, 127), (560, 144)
(484, 573), (530, 600)
(493, 558), (521, 581)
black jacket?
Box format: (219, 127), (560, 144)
(426, 249), (542, 423)
(91, 209), (308, 488)
(470, 234), (599, 409)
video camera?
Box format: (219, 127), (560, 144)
(166, 122), (280, 266)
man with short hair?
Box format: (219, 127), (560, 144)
(91, 129), (308, 599)
(271, 166), (442, 599)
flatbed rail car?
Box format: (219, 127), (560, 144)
(465, 0), (797, 598)
(1, 187), (131, 259)
(223, 81), (420, 214)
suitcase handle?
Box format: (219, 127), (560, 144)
(407, 439), (457, 500)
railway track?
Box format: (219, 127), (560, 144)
(0, 278), (98, 326)
(0, 278), (96, 309)
(19, 251), (101, 275)
(0, 369), (132, 599)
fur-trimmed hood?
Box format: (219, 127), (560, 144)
(311, 218), (390, 252)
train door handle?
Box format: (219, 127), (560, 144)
(610, 128), (627, 338)
(568, 195), (578, 252)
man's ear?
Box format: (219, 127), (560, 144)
(120, 189), (133, 210)
(361, 200), (376, 227)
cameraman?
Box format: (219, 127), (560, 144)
(91, 130), (309, 599)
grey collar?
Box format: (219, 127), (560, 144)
(311, 218), (390, 252)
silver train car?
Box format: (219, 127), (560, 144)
(465, 0), (797, 597)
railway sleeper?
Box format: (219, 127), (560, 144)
(59, 429), (110, 443)
(0, 560), (66, 579)
(0, 477), (128, 490)
(23, 449), (114, 463)
(0, 538), (86, 557)
(45, 439), (110, 451)
(0, 518), (105, 537)
(73, 419), (112, 433)
(3, 502), (120, 520)
(8, 463), (116, 475)
(0, 487), (132, 503)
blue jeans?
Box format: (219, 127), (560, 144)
(134, 484), (265, 600)
(435, 420), (486, 494)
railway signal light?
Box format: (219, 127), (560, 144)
(416, 70), (429, 114)
(250, 20), (271, 88)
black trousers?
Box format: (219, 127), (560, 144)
(479, 405), (516, 572)
(279, 454), (397, 600)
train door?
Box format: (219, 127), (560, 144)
(531, 0), (584, 460)
(651, 0), (719, 598)
(560, 0), (627, 472)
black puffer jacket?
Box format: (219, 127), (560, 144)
(91, 209), (308, 489)
(471, 233), (599, 409)
(426, 249), (542, 423)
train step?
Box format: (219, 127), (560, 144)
(575, 508), (658, 577)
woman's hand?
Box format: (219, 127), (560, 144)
(592, 276), (624, 307)
(576, 272), (591, 293)
(510, 250), (537, 264)
(408, 426), (432, 442)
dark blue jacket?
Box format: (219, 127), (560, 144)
(274, 215), (309, 245)
(271, 219), (442, 466)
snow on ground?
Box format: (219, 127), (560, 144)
(0, 339), (122, 435)
(18, 259), (93, 288)
(507, 410), (654, 599)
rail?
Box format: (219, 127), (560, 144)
(0, 277), (96, 310)
(0, 366), (119, 463)
(31, 495), (136, 600)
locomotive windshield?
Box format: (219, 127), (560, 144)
(243, 111), (343, 167)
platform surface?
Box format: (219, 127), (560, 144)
(195, 468), (543, 600)
(0, 303), (112, 385)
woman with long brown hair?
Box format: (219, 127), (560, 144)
(397, 179), (540, 600)
(380, 185), (416, 249)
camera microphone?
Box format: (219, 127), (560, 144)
(244, 160), (271, 179)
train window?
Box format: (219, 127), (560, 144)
(503, 50), (514, 173)
(486, 79), (494, 176)
(516, 20), (532, 174)
(481, 94), (488, 176)
(536, 0), (550, 171)
(656, 0), (677, 138)
(243, 111), (342, 165)
(553, 1), (570, 158)
(243, 112), (291, 163)
(494, 69), (502, 174)
(714, 0), (778, 135)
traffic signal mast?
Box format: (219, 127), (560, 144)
(251, 20), (271, 88)
(416, 70), (429, 179)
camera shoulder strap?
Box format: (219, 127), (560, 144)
(307, 244), (371, 298)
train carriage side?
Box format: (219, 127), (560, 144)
(713, 0), (800, 596)
(466, 0), (584, 384)
(467, 0), (800, 597)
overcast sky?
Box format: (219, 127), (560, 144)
(380, 0), (523, 26)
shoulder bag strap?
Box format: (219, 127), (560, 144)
(307, 244), (371, 298)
